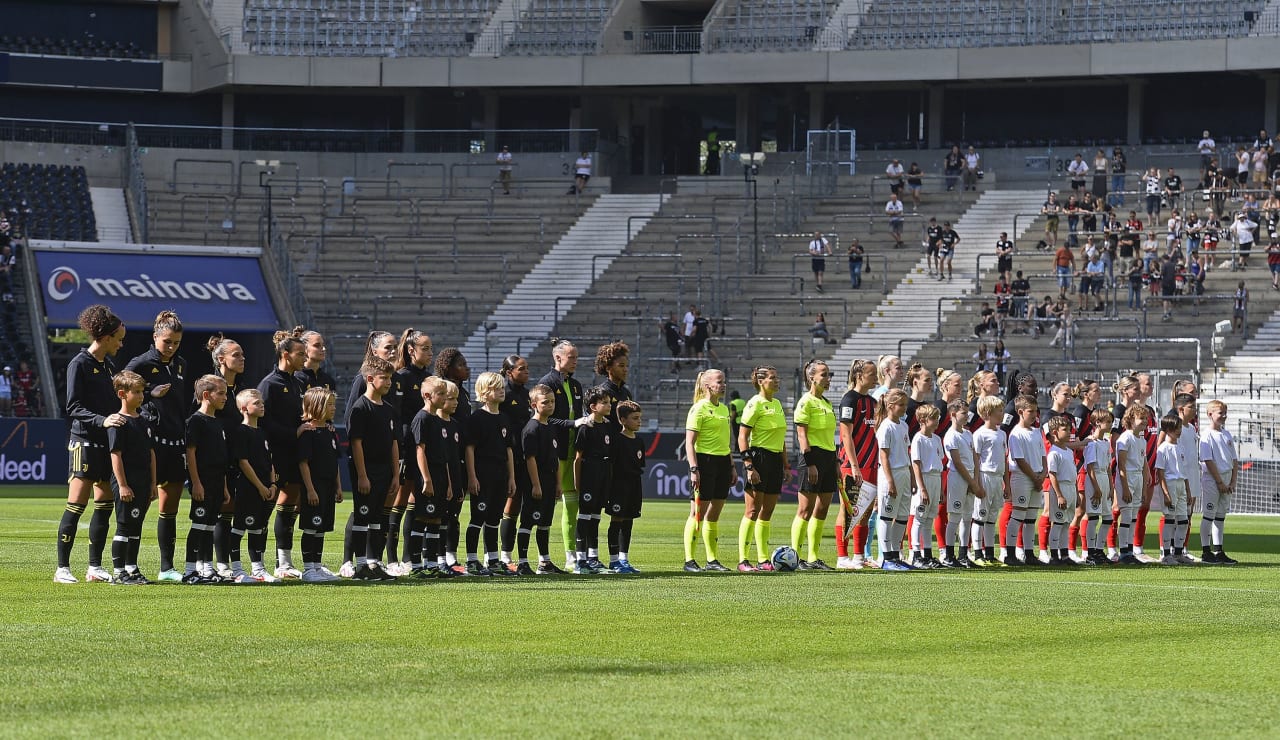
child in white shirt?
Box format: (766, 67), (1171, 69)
(909, 405), (944, 568)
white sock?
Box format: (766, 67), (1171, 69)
(944, 517), (959, 547)
(909, 518), (925, 551)
(1213, 517), (1225, 547)
(876, 517), (891, 558)
(1174, 521), (1188, 551)
(1200, 518), (1212, 548)
(445, 552), (458, 566)
(619, 551), (629, 562)
(891, 520), (908, 557)
(983, 522), (995, 550)
(1161, 517), (1174, 550)
(184, 562), (197, 575)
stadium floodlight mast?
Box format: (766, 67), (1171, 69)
(740, 152), (766, 276)
(256, 159), (281, 253)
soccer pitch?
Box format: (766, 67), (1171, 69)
(2, 487), (1277, 737)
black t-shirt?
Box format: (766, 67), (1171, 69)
(393, 364), (430, 438)
(66, 349), (116, 443)
(108, 414), (154, 491)
(347, 395), (397, 467)
(298, 426), (340, 491)
(907, 166), (923, 186)
(575, 421), (614, 461)
(693, 316), (710, 341)
(186, 411), (228, 476)
(1011, 278), (1030, 297)
(124, 348), (187, 441)
(663, 320), (682, 346)
(927, 225), (943, 246)
(940, 229), (960, 250)
(613, 432), (646, 481)
(465, 408), (512, 464)
(522, 418), (559, 491)
(232, 423), (272, 486)
(1164, 175), (1182, 193)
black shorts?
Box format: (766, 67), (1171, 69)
(188, 469), (226, 524)
(520, 480), (559, 528)
(666, 339), (682, 356)
(351, 462), (393, 526)
(113, 483), (152, 528)
(694, 453), (733, 501)
(67, 437), (109, 483)
(811, 257), (826, 274)
(889, 182), (903, 195)
(1161, 283), (1176, 298)
(688, 337), (706, 353)
(410, 462), (449, 519)
(468, 461), (508, 522)
(744, 448), (784, 495)
(233, 478), (274, 531)
(153, 440), (186, 487)
(801, 447), (838, 493)
(578, 457), (612, 516)
(997, 257), (1012, 274)
(927, 243), (940, 256)
(274, 452), (301, 487)
(299, 484), (337, 533)
(606, 476), (642, 519)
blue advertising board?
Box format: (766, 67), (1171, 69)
(637, 430), (800, 501)
(0, 418), (67, 485)
(33, 250), (279, 331)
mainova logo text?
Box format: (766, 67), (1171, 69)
(45, 267), (259, 303)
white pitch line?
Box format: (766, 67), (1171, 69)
(916, 574), (1279, 595)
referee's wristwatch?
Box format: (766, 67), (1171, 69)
(689, 467), (699, 473)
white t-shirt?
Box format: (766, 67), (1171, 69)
(944, 427), (975, 474)
(1237, 151), (1250, 174)
(885, 162), (904, 179)
(885, 199), (903, 218)
(973, 426), (1006, 474)
(575, 156), (592, 176)
(965, 151), (980, 169)
(497, 151), (513, 171)
(876, 418), (910, 470)
(1145, 175), (1161, 195)
(682, 311), (695, 337)
(1046, 446), (1077, 489)
(910, 432), (944, 473)
(1068, 159), (1088, 178)
(1008, 424), (1045, 488)
(1199, 427), (1236, 488)
(1114, 430), (1146, 487)
(1155, 440), (1183, 481)
(809, 237), (829, 256)
(1083, 437), (1111, 497)
(1198, 137), (1216, 155)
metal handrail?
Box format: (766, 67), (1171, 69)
(451, 215), (544, 255)
(747, 297), (848, 339)
(413, 253), (511, 293)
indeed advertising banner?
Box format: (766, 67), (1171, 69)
(34, 250), (279, 331)
(638, 430), (800, 501)
(0, 418), (67, 486)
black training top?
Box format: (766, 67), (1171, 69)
(536, 368), (582, 460)
(295, 366), (338, 394)
(108, 414), (154, 491)
(575, 422), (613, 462)
(465, 408), (512, 464)
(186, 411), (228, 475)
(394, 364), (431, 439)
(66, 348), (116, 443)
(124, 347), (187, 441)
(347, 395), (397, 467)
(298, 425), (340, 492)
(257, 367), (303, 461)
(612, 432), (646, 480)
(232, 423), (272, 488)
(521, 418), (559, 491)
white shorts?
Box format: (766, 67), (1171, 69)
(911, 471), (941, 521)
(1162, 481), (1189, 518)
(1200, 479), (1232, 519)
(877, 467), (912, 521)
(1083, 481), (1112, 515)
(974, 470), (1004, 522)
(1185, 472), (1202, 502)
(946, 470), (975, 522)
(844, 479), (878, 523)
(1010, 475), (1042, 510)
(1049, 484), (1078, 525)
(1115, 470), (1144, 509)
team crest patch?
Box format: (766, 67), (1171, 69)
(1206, 502), (1214, 512)
(582, 493), (592, 502)
(553, 440), (558, 449)
(636, 450), (642, 460)
(952, 500), (961, 510)
(501, 428), (508, 438)
(312, 515), (323, 526)
(359, 505), (369, 515)
(915, 505), (926, 517)
(477, 502), (487, 512)
(442, 429), (448, 438)
(424, 503), (436, 514)
(245, 515), (256, 527)
(194, 506), (206, 518)
(130, 507), (141, 519)
(611, 503), (621, 513)
(604, 434), (611, 445)
(532, 511), (542, 521)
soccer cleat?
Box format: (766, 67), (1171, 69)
(737, 560), (758, 573)
(515, 562), (537, 576)
(1159, 554), (1180, 565)
(536, 560), (566, 575)
(372, 563), (398, 581)
(1116, 553), (1143, 565)
(352, 563), (382, 581)
(608, 560), (623, 573)
(703, 560), (730, 572)
(205, 572), (235, 585)
(449, 563), (468, 576)
(909, 555), (928, 569)
(835, 556), (856, 570)
(1046, 557), (1067, 566)
(156, 568), (183, 583)
(808, 559), (834, 571)
(180, 571), (207, 585)
(756, 561), (775, 571)
(53, 567), (78, 584)
(85, 565), (112, 583)
(880, 559), (912, 572)
(410, 567), (433, 580)
(615, 561), (640, 574)
(683, 559), (702, 573)
(251, 568), (279, 583)
(1217, 551), (1239, 565)
(862, 558), (882, 570)
(110, 571), (134, 585)
(1176, 552), (1200, 565)
(564, 557), (577, 573)
(487, 559), (516, 577)
(128, 571), (152, 585)
(956, 557), (978, 569)
(301, 567), (342, 583)
(215, 563), (233, 578)
(1201, 551), (1221, 564)
(925, 558), (946, 569)
(234, 570), (263, 584)
(1134, 552), (1157, 564)
(274, 565), (303, 580)
(574, 560), (595, 575)
(338, 561), (355, 578)
(796, 559), (812, 571)
(938, 556), (961, 568)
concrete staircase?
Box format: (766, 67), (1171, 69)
(826, 189), (1046, 367)
(471, 0), (530, 55)
(89, 187), (132, 243)
(204, 0), (248, 52)
(1208, 304), (1280, 397)
(458, 193), (665, 363)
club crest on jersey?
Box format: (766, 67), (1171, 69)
(1206, 502), (1215, 512)
(441, 428), (448, 438)
(501, 428), (507, 438)
(424, 503), (436, 514)
(552, 440), (558, 449)
(611, 503), (621, 513)
(636, 450), (642, 460)
(331, 438), (337, 449)
(604, 434), (610, 445)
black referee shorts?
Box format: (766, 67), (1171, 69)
(694, 454), (733, 501)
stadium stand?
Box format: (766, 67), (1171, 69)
(243, 0), (501, 56)
(705, 0), (839, 53)
(501, 0), (613, 55)
(0, 164), (97, 242)
(0, 35), (152, 59)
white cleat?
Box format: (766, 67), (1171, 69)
(156, 568), (183, 583)
(232, 569), (261, 584)
(53, 566), (78, 584)
(251, 568), (279, 583)
(301, 567), (339, 582)
(835, 556), (856, 571)
(1135, 552), (1157, 564)
(215, 563), (233, 578)
(85, 565), (113, 583)
(338, 561), (355, 578)
(274, 565), (302, 580)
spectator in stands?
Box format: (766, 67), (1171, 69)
(808, 312), (836, 345)
(1143, 167), (1163, 222)
(662, 313), (683, 372)
(993, 273), (1011, 336)
(1033, 294), (1054, 336)
(1049, 307), (1076, 352)
(705, 128), (721, 175)
(15, 360), (38, 414)
(1126, 258), (1144, 309)
(1198, 130), (1216, 185)
(1268, 240), (1280, 290)
(989, 339), (1011, 385)
(1234, 280), (1249, 332)
(885, 193), (905, 248)
(885, 159), (904, 197)
(1164, 168), (1183, 210)
(1068, 153), (1088, 193)
(1210, 166), (1230, 216)
(809, 231), (831, 292)
(0, 243), (13, 298)
(1230, 211), (1258, 269)
(847, 237), (865, 289)
(995, 232), (1014, 286)
(944, 145), (963, 191)
(1092, 149), (1109, 199)
(1065, 194), (1081, 247)
(973, 303), (995, 339)
(1203, 208), (1223, 267)
(1110, 147), (1127, 206)
(569, 151), (591, 195)
(1042, 192), (1061, 249)
(1185, 211), (1203, 256)
(906, 162), (923, 212)
(0, 365), (11, 416)
(691, 308), (711, 361)
(683, 304), (697, 357)
(0, 214), (10, 248)
(1142, 231), (1160, 274)
(1253, 144), (1270, 187)
(972, 343), (989, 372)
(1159, 252), (1179, 322)
(1053, 240), (1074, 299)
(1085, 250), (1107, 312)
(1166, 208), (1184, 254)
(963, 146), (981, 191)
(1235, 146), (1250, 193)
(496, 146), (513, 195)
(1011, 270), (1030, 325)
(1254, 129), (1272, 152)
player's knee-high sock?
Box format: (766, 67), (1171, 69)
(876, 516), (894, 559)
(561, 491), (579, 559)
(1085, 515), (1099, 550)
(367, 523), (386, 564)
(1068, 521), (1081, 552)
(1107, 507), (1120, 549)
(446, 518), (460, 563)
(945, 514), (960, 548)
(423, 525), (440, 565)
(535, 525), (551, 560)
(500, 514), (518, 558)
(1021, 518), (1036, 556)
(1158, 515), (1166, 548)
(405, 521), (424, 568)
(1174, 519), (1189, 553)
(893, 519), (909, 558)
(516, 525), (532, 562)
(127, 529), (142, 569)
(970, 519), (982, 551)
(385, 506), (404, 564)
(465, 519), (483, 561)
(400, 503), (416, 562)
(909, 517), (925, 554)
(483, 514), (501, 561)
(213, 513), (233, 567)
(806, 516), (826, 563)
(738, 516), (754, 563)
(575, 513), (590, 559)
(850, 522), (868, 557)
(700, 519), (719, 563)
(56, 502), (86, 569)
(607, 519), (623, 561)
(983, 522), (996, 559)
(248, 528), (268, 566)
(755, 519), (772, 563)
(1036, 514), (1050, 555)
(790, 515), (806, 552)
(198, 526), (215, 570)
(228, 527), (244, 570)
(997, 501), (1013, 546)
(88, 501), (113, 568)
(342, 512), (354, 563)
(1160, 515), (1174, 552)
(1134, 504), (1150, 550)
(351, 525), (369, 566)
(1004, 515), (1021, 559)
(682, 513), (698, 562)
(111, 529), (129, 572)
(1117, 508), (1134, 551)
(1049, 521), (1065, 555)
(275, 504), (297, 565)
(300, 530), (321, 568)
(620, 519), (634, 558)
(156, 511), (177, 572)
(834, 507), (848, 558)
(905, 515), (915, 550)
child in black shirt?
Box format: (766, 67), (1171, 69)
(298, 387), (343, 582)
(107, 371), (156, 584)
(183, 375), (230, 584)
(347, 357), (399, 581)
(608, 400), (646, 574)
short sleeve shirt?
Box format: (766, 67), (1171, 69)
(686, 399), (731, 456)
(876, 418), (910, 469)
(793, 392), (836, 451)
(910, 433), (944, 473)
(741, 395), (786, 453)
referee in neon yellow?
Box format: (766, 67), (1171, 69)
(792, 360), (838, 570)
(683, 369), (737, 572)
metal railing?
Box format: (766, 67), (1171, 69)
(630, 25), (702, 54)
(124, 124), (149, 243)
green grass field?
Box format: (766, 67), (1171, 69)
(2, 485), (1278, 737)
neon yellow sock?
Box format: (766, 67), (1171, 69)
(683, 515), (699, 562)
(701, 519), (719, 563)
(738, 516), (754, 563)
(791, 516), (806, 552)
(755, 519), (772, 562)
(807, 516), (827, 562)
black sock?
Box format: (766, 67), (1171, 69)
(128, 535), (141, 569)
(923, 548), (933, 560)
(274, 504), (296, 554)
(465, 523), (482, 559)
(228, 528), (244, 566)
(213, 514), (233, 564)
(985, 546), (996, 560)
(385, 507), (403, 563)
(607, 519), (622, 561)
(185, 525), (202, 566)
(535, 526), (550, 559)
(249, 528), (268, 564)
(1006, 545), (1017, 560)
(88, 501), (113, 567)
(589, 517), (602, 554)
(516, 525), (531, 561)
(405, 521), (424, 567)
(958, 545), (968, 560)
(400, 504), (416, 562)
(301, 532), (322, 564)
(111, 530), (128, 572)
(157, 512), (177, 572)
(423, 524), (441, 564)
(945, 545), (956, 561)
(351, 527), (368, 563)
(200, 527), (214, 564)
(447, 519), (460, 556)
(483, 522), (500, 559)
(500, 515), (517, 554)
(367, 525), (386, 563)
(575, 515), (589, 555)
(342, 512), (354, 562)
(56, 503), (86, 568)
(621, 519), (634, 555)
